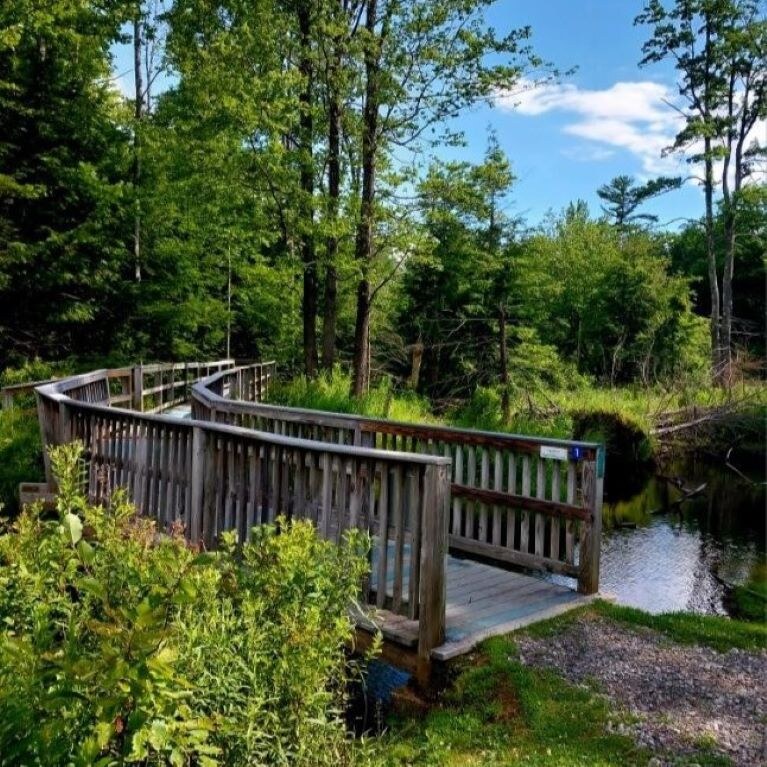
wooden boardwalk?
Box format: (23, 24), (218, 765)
(358, 542), (588, 661)
(33, 360), (604, 682)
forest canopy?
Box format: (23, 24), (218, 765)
(0, 0), (764, 399)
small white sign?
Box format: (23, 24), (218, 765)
(540, 445), (568, 461)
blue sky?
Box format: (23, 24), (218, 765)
(447, 1), (703, 228)
(112, 1), (715, 229)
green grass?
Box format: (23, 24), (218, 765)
(379, 635), (646, 767)
(376, 600), (763, 766)
(729, 561), (767, 623)
(523, 599), (767, 653)
(269, 367), (436, 423)
(0, 408), (44, 515)
(594, 601), (767, 652)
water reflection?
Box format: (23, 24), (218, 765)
(599, 453), (766, 615)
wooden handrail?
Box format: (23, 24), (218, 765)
(193, 363), (605, 594)
(34, 359), (451, 665)
(1, 378), (61, 410)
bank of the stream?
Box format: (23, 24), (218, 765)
(372, 601), (766, 767)
(270, 372), (767, 619)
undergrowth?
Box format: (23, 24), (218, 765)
(269, 369), (767, 450)
(0, 409), (43, 514)
(0, 442), (377, 766)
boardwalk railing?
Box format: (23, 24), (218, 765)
(35, 362), (451, 666)
(193, 364), (604, 594)
(36, 360), (234, 483)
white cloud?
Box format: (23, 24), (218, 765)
(560, 145), (616, 163)
(497, 79), (686, 175)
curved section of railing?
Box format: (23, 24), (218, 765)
(35, 360), (452, 665)
(193, 363), (605, 595)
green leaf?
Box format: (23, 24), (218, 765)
(77, 538), (95, 566)
(65, 512), (83, 545)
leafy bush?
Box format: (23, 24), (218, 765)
(0, 358), (59, 388)
(0, 408), (44, 514)
(0, 442), (373, 766)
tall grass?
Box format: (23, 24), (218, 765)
(0, 409), (43, 514)
(268, 367), (435, 423)
(267, 369), (767, 456)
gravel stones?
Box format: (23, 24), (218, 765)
(516, 614), (767, 766)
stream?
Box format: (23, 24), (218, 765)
(598, 450), (765, 615)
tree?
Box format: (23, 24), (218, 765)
(399, 138), (515, 403)
(516, 211), (700, 384)
(0, 0), (129, 361)
(597, 174), (682, 228)
(348, 0), (548, 396)
(126, 1), (169, 284)
(637, 0), (766, 379)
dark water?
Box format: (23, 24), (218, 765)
(599, 451), (766, 615)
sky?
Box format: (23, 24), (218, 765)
(112, 0), (764, 230)
(448, 0), (704, 228)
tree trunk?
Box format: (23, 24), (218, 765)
(298, 2), (318, 377)
(704, 141), (721, 377)
(721, 81), (751, 383)
(322, 265), (337, 369)
(351, 0), (381, 397)
(408, 341), (424, 390)
(133, 13), (143, 283)
(702, 17), (721, 380)
(498, 305), (510, 424)
(352, 278), (371, 394)
(322, 21), (342, 370)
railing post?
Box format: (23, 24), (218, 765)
(59, 401), (72, 445)
(131, 364), (144, 412)
(189, 426), (205, 544)
(35, 393), (55, 487)
(578, 447), (604, 595)
(417, 462), (449, 687)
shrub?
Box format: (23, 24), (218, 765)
(0, 442), (373, 766)
(0, 408), (44, 514)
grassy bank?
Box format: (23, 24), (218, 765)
(376, 600), (765, 767)
(381, 634), (643, 767)
(730, 562), (767, 623)
(0, 408), (43, 515)
(269, 370), (767, 464)
(527, 600), (767, 652)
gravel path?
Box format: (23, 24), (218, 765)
(516, 614), (767, 766)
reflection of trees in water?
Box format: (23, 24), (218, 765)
(600, 454), (764, 615)
(605, 454), (765, 545)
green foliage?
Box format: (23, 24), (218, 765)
(0, 408), (43, 514)
(270, 367), (434, 423)
(0, 358), (59, 388)
(0, 442), (372, 766)
(380, 634), (643, 766)
(597, 174), (682, 227)
(516, 213), (701, 384)
(0, 0), (130, 362)
(730, 561), (767, 623)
